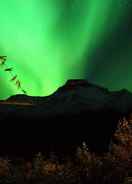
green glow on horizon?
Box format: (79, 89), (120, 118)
(0, 0), (131, 99)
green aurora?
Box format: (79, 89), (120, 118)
(0, 0), (132, 99)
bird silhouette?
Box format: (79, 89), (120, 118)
(5, 67), (13, 72)
(22, 89), (27, 94)
(16, 80), (21, 89)
(0, 56), (7, 60)
(0, 56), (7, 65)
(10, 75), (17, 81)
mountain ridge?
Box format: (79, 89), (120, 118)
(1, 79), (132, 115)
(0, 79), (131, 155)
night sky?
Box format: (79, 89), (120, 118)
(0, 0), (132, 99)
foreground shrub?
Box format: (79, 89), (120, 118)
(0, 115), (132, 183)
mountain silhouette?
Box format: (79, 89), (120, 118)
(2, 79), (132, 115)
(0, 79), (132, 158)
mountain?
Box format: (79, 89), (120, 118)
(1, 79), (132, 115)
(0, 79), (132, 157)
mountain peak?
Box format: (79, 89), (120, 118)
(66, 79), (91, 86)
(55, 79), (109, 95)
(1, 79), (132, 114)
(60, 79), (91, 91)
